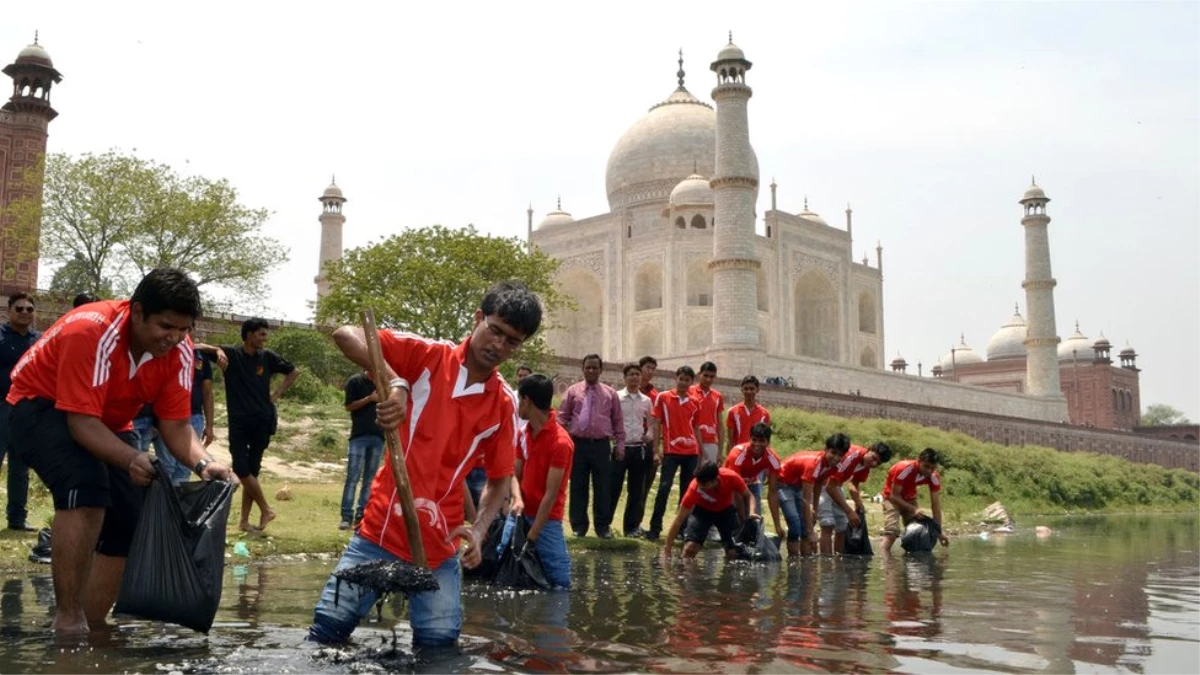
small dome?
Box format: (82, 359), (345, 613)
(1021, 183), (1047, 202)
(537, 200), (574, 230)
(797, 199), (828, 226)
(15, 42), (53, 68)
(1058, 322), (1092, 361)
(940, 335), (984, 371)
(717, 41), (746, 62)
(321, 182), (344, 200)
(1093, 333), (1112, 350)
(986, 306), (1028, 361)
(1119, 343), (1136, 357)
(890, 354), (908, 368)
(669, 173), (713, 206)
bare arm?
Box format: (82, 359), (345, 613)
(825, 481), (861, 528)
(803, 481), (819, 541)
(889, 493), (921, 518)
(663, 505), (692, 558)
(201, 379), (215, 447)
(767, 473), (784, 537)
(508, 474), (524, 516)
(332, 327), (400, 382)
(739, 488), (756, 521)
(931, 490), (949, 545)
(344, 390), (379, 413)
(527, 466), (565, 542)
(192, 343), (228, 369)
(67, 413), (147, 482)
(271, 369), (302, 404)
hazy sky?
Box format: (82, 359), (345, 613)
(5, 1), (1198, 420)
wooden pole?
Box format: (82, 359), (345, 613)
(360, 310), (427, 568)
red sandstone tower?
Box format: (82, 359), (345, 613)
(0, 36), (61, 296)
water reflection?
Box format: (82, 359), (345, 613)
(0, 514), (1194, 674)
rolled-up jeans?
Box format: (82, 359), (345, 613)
(309, 534), (463, 647)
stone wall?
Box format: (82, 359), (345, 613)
(547, 356), (1198, 473)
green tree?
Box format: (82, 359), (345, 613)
(315, 224), (565, 375)
(49, 253), (113, 297)
(6, 149), (286, 303)
(1140, 404), (1191, 426)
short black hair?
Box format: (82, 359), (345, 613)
(694, 460), (720, 484)
(639, 355), (657, 368)
(72, 292), (100, 308)
(516, 364), (533, 374)
(750, 422), (772, 441)
(582, 354), (603, 368)
(699, 361), (717, 374)
(7, 292), (32, 309)
(517, 373), (554, 411)
(825, 432), (851, 454)
(480, 280), (542, 338)
(675, 365), (695, 379)
(740, 375), (759, 388)
(131, 268), (201, 321)
(918, 447), (940, 465)
(241, 317), (270, 340)
(623, 363), (641, 376)
(870, 442), (893, 463)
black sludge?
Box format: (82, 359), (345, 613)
(333, 559), (440, 596)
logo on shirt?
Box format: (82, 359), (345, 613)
(195, 360), (204, 371)
(255, 365), (264, 376)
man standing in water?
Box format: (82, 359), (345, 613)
(819, 442), (892, 554)
(881, 448), (949, 554)
(309, 281), (542, 648)
(661, 460), (757, 560)
(6, 269), (237, 634)
(204, 318), (299, 532)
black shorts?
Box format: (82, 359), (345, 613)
(683, 505), (739, 548)
(228, 417), (272, 478)
(10, 398), (145, 557)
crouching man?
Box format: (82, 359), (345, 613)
(5, 268), (237, 635)
(662, 461), (757, 561)
(308, 281), (542, 648)
(509, 373), (573, 588)
(881, 447), (949, 554)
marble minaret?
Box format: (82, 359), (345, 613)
(1020, 179), (1063, 398)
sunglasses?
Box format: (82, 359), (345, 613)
(11, 306), (34, 313)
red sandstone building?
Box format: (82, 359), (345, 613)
(0, 36), (59, 297)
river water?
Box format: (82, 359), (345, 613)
(0, 514), (1195, 673)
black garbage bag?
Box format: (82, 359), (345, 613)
(845, 505), (873, 556)
(463, 514), (509, 581)
(900, 516), (943, 554)
(493, 515), (551, 590)
(733, 517), (782, 562)
(114, 464), (235, 632)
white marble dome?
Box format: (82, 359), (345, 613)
(717, 41), (746, 62)
(986, 307), (1028, 360)
(669, 173), (713, 206)
(537, 202), (574, 230)
(1058, 323), (1093, 361)
(1021, 183), (1047, 201)
(605, 86), (757, 210)
(940, 336), (983, 371)
(322, 182), (344, 200)
(15, 42), (53, 67)
(798, 201), (828, 227)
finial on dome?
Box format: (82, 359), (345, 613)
(693, 159), (698, 174)
(1014, 302), (1020, 314)
(728, 31), (733, 43)
(677, 48), (685, 89)
(803, 196), (809, 210)
(1074, 319), (1080, 331)
(556, 195), (561, 210)
(876, 239), (882, 250)
(331, 174), (336, 184)
(33, 30), (39, 45)
(846, 202), (852, 213)
(527, 202), (533, 212)
(960, 332), (966, 344)
(770, 176), (777, 188)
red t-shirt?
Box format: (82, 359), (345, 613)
(828, 445), (873, 486)
(725, 402), (771, 446)
(641, 383), (658, 402)
(882, 459), (941, 502)
(519, 410), (574, 521)
(688, 384), (725, 444)
(358, 332), (517, 570)
(653, 390), (699, 456)
(681, 467), (747, 512)
(6, 300), (192, 432)
(778, 450), (834, 487)
(724, 442), (782, 481)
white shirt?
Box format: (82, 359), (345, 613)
(618, 389), (653, 445)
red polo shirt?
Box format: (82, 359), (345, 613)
(519, 410), (574, 521)
(681, 467), (747, 512)
(882, 459), (941, 502)
(652, 390), (700, 456)
(688, 384), (725, 444)
(828, 445), (873, 486)
(778, 450), (834, 487)
(725, 402), (771, 446)
(6, 300), (192, 432)
(724, 442), (782, 481)
(358, 331), (517, 570)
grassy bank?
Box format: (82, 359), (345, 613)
(1, 396), (1196, 571)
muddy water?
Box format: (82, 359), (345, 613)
(0, 514), (1196, 673)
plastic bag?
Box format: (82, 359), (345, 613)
(463, 514), (510, 581)
(494, 515), (550, 590)
(733, 517), (782, 562)
(900, 516), (943, 554)
(114, 463), (235, 632)
(845, 505), (873, 556)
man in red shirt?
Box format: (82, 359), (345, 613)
(6, 269), (237, 635)
(509, 373), (573, 588)
(881, 448), (949, 554)
(820, 442), (892, 555)
(646, 366), (702, 541)
(309, 281), (541, 647)
(777, 433), (850, 557)
(662, 461), (757, 560)
(689, 361), (725, 464)
(725, 375), (771, 452)
(723, 422), (784, 540)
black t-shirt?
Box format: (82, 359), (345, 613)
(0, 323), (41, 401)
(190, 351), (213, 416)
(344, 373), (383, 440)
(220, 345), (296, 424)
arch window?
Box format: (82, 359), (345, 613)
(793, 270), (839, 361)
(690, 214), (706, 229)
(686, 259), (713, 307)
(857, 291), (877, 334)
(549, 268), (603, 360)
(674, 216), (686, 229)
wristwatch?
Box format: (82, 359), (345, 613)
(194, 458), (213, 476)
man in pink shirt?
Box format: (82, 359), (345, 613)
(558, 354), (625, 539)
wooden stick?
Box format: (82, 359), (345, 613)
(360, 310), (428, 568)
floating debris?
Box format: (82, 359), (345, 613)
(333, 559), (440, 607)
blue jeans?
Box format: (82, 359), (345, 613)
(778, 483), (807, 542)
(465, 466), (487, 509)
(748, 480), (763, 514)
(134, 416), (193, 484)
(341, 435), (384, 523)
(309, 534), (463, 647)
(525, 517), (571, 589)
(0, 403), (30, 527)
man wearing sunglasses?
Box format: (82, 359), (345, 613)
(0, 293), (41, 532)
